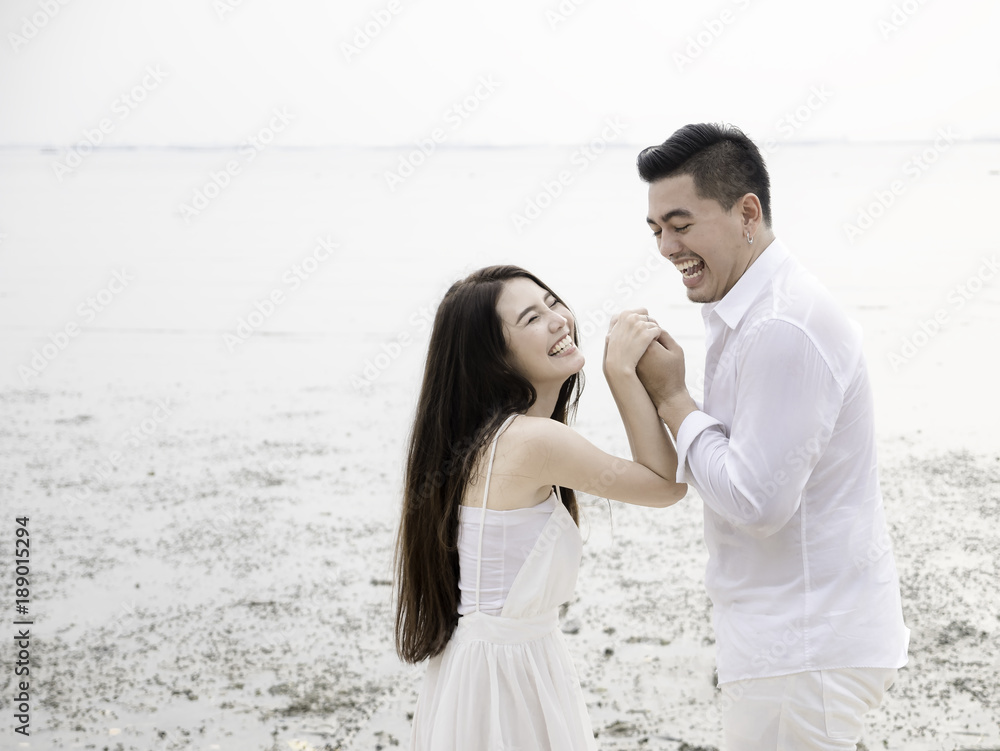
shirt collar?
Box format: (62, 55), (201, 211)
(703, 237), (791, 330)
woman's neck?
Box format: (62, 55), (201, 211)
(524, 384), (560, 419)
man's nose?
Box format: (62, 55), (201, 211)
(658, 234), (681, 259)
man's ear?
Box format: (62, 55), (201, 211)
(739, 192), (764, 235)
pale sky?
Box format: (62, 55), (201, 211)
(1, 0), (998, 147)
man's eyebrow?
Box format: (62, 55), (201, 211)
(515, 293), (555, 324)
(647, 208), (694, 226)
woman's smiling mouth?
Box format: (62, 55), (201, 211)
(548, 334), (575, 356)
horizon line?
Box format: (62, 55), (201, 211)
(2, 137), (998, 153)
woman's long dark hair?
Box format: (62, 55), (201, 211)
(394, 265), (583, 664)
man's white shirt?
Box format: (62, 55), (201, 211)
(674, 237), (909, 684)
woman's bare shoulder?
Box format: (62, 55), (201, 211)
(498, 414), (577, 465)
(465, 415), (560, 509)
(502, 414), (573, 441)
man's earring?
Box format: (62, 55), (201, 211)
(746, 232), (754, 245)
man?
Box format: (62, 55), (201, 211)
(632, 123), (909, 750)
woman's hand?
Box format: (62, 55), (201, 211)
(603, 308), (661, 379)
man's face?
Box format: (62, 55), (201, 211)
(646, 174), (752, 304)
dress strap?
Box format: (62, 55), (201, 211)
(474, 414), (518, 612)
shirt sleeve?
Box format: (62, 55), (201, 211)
(676, 319), (845, 537)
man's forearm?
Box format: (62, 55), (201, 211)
(655, 391), (699, 439)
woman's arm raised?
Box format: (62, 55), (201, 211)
(510, 416), (687, 508)
(602, 310), (682, 485)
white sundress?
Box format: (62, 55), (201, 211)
(409, 414), (598, 750)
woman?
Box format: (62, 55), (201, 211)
(395, 265), (685, 749)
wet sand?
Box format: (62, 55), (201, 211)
(1, 375), (998, 751)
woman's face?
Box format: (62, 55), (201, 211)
(496, 277), (584, 389)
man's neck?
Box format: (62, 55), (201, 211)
(745, 231), (776, 271)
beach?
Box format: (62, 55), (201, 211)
(0, 143), (998, 750)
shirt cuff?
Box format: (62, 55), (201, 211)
(675, 410), (725, 483)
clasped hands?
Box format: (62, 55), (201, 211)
(602, 307), (690, 412)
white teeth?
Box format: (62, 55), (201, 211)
(549, 334), (573, 356)
(673, 258), (704, 278)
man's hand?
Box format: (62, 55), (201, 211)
(636, 329), (698, 436)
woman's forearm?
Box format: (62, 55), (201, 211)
(605, 366), (679, 482)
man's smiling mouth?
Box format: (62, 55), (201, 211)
(674, 258), (705, 279)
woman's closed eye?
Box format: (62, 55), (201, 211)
(528, 298), (560, 323)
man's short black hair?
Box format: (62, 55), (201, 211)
(637, 123), (772, 227)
